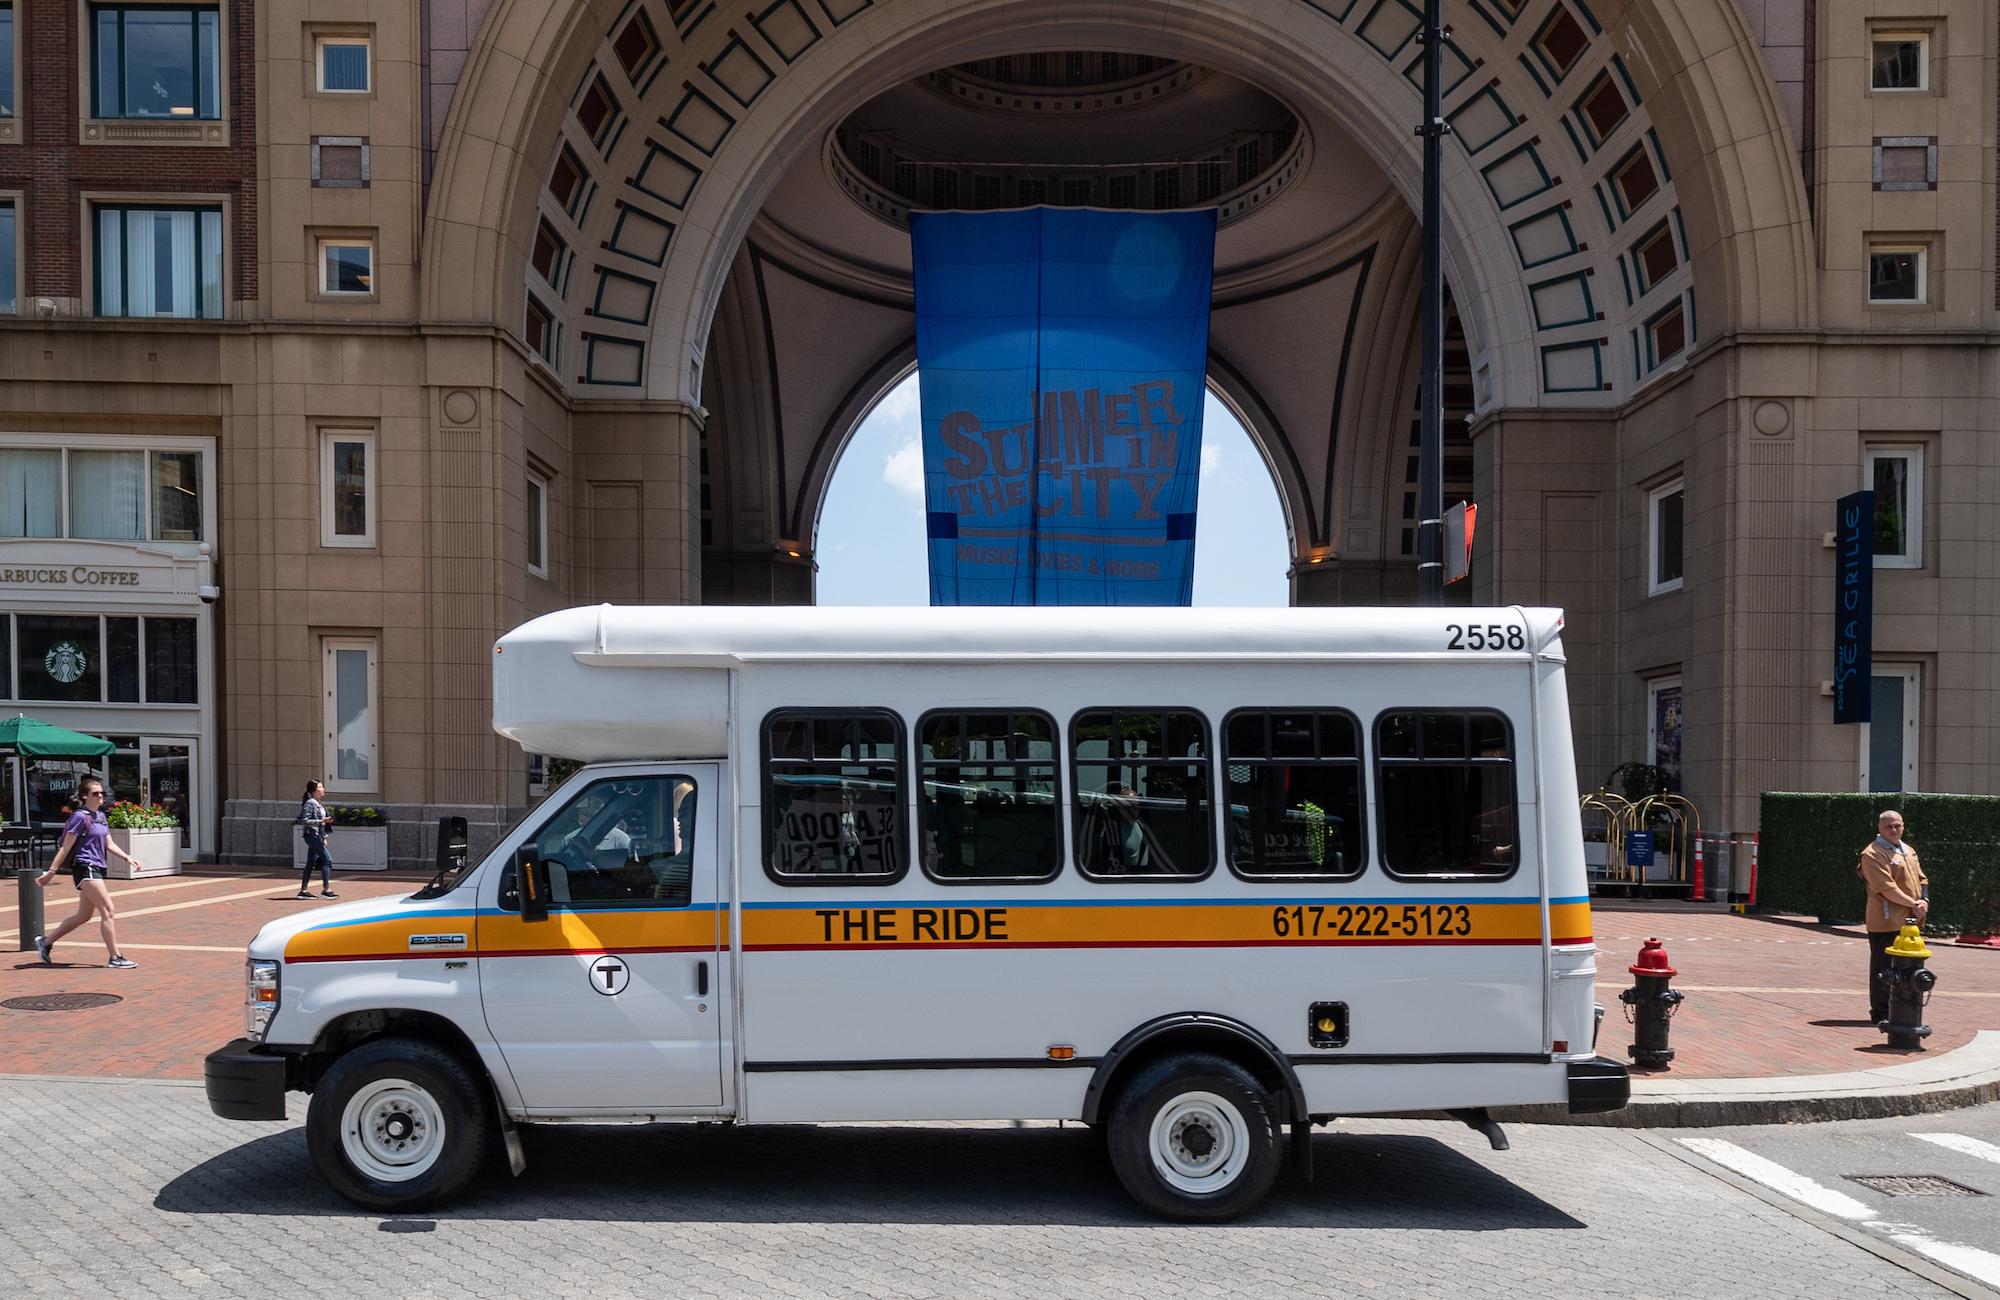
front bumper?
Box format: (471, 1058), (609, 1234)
(205, 1038), (289, 1121)
(1566, 1055), (1631, 1115)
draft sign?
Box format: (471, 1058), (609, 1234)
(910, 208), (1217, 605)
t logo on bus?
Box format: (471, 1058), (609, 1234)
(589, 956), (630, 996)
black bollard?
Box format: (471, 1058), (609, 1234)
(17, 865), (43, 952)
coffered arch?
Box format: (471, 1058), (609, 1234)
(426, 0), (1811, 414)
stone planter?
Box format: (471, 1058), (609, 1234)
(294, 824), (390, 872)
(108, 826), (182, 879)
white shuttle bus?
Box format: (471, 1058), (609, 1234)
(206, 605), (1627, 1220)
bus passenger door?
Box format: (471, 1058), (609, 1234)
(480, 766), (723, 1112)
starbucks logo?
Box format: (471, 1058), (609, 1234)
(44, 640), (88, 684)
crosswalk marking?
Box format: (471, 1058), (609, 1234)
(1913, 1132), (2000, 1166)
(1675, 1138), (1874, 1218)
(1679, 1136), (2000, 1291)
(0, 875), (225, 916)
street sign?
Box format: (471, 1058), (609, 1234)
(1624, 831), (1655, 868)
(1443, 501), (1477, 584)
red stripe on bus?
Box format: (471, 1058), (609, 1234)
(744, 936), (1557, 953)
(287, 944), (712, 963)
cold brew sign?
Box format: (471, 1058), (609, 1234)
(1833, 490), (1874, 724)
(911, 209), (1216, 605)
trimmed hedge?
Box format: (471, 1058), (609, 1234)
(1759, 793), (2000, 934)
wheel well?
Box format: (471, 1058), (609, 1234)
(297, 1008), (490, 1094)
(1083, 1016), (1302, 1126)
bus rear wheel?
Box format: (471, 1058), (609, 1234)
(306, 1037), (488, 1211)
(1106, 1052), (1281, 1221)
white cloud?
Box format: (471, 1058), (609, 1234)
(883, 436), (926, 499)
(1200, 441), (1223, 480)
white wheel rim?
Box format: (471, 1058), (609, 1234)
(340, 1077), (447, 1184)
(1148, 1090), (1250, 1194)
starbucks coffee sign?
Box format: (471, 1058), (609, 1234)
(0, 566), (142, 586)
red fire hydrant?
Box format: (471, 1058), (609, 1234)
(1620, 937), (1684, 1070)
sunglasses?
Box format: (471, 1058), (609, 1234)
(84, 790), (107, 799)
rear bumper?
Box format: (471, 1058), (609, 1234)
(205, 1038), (289, 1121)
(1567, 1055), (1631, 1115)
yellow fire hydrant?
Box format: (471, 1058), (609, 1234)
(1877, 921), (1937, 1050)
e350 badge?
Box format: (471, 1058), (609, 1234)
(408, 933), (468, 951)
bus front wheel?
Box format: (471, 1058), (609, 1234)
(1106, 1052), (1281, 1221)
(306, 1037), (489, 1211)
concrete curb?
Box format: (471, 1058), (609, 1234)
(1490, 1030), (2000, 1127)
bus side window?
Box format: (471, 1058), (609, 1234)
(763, 708), (907, 883)
(1070, 708), (1213, 880)
(1374, 710), (1518, 879)
(918, 709), (1062, 883)
(1222, 709), (1365, 880)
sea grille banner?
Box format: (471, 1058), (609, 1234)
(910, 208), (1217, 605)
(1833, 489), (1875, 724)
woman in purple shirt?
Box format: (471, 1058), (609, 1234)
(33, 777), (141, 969)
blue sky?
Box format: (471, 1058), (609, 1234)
(815, 375), (1292, 605)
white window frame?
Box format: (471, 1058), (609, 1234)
(318, 428), (375, 548)
(0, 431), (214, 544)
(1859, 664), (1921, 793)
(1867, 243), (1927, 305)
(317, 236), (374, 296)
(1863, 444), (1924, 570)
(321, 636), (378, 794)
(1646, 478), (1684, 596)
(526, 470), (549, 578)
(1869, 31), (1929, 93)
(313, 33), (370, 94)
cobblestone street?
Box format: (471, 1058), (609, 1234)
(1, 1074), (1990, 1300)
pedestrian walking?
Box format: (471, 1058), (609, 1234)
(33, 777), (141, 968)
(1859, 808), (1928, 1023)
(298, 779), (338, 900)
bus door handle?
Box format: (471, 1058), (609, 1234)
(696, 960), (709, 997)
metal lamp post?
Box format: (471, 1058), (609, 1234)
(1416, 0), (1447, 606)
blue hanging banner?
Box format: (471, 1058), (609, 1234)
(911, 208), (1216, 605)
(1833, 489), (1875, 724)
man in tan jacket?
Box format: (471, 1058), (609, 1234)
(1859, 809), (1928, 1023)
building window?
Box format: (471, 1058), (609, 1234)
(916, 710), (1061, 882)
(322, 637), (377, 791)
(1647, 477), (1684, 595)
(318, 238), (373, 295)
(548, 145), (589, 219)
(1634, 221), (1678, 294)
(315, 34), (369, 93)
(1071, 709), (1213, 879)
(0, 200), (15, 314)
(526, 470), (548, 576)
(1577, 72), (1628, 143)
(1106, 175), (1136, 208)
(525, 296), (558, 367)
(1611, 147), (1660, 215)
(0, 3), (13, 118)
(1, 613), (196, 705)
(1374, 711), (1518, 879)
(1645, 300), (1688, 370)
(94, 205), (224, 319)
(531, 220), (566, 287)
(1868, 245), (1926, 304)
(1865, 445), (1923, 569)
(1531, 4), (1590, 82)
(575, 75), (621, 153)
(1222, 709), (1366, 880)
(92, 5), (221, 119)
(1870, 33), (1927, 92)
(152, 449), (201, 540)
(611, 11), (659, 82)
(929, 169), (959, 209)
(320, 429), (374, 547)
(0, 444), (206, 541)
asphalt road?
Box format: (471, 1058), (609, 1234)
(2, 1076), (1996, 1299)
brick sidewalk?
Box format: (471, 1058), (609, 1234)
(3, 875), (1994, 1082)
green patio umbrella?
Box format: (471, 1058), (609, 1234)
(0, 714), (116, 758)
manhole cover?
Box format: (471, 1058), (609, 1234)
(1, 992), (123, 1012)
(1847, 1174), (1986, 1198)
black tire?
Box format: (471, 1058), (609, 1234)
(1106, 1052), (1282, 1221)
(306, 1037), (489, 1211)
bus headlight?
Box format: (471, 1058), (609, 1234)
(245, 960), (281, 1041)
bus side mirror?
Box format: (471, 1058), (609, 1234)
(516, 847), (550, 923)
